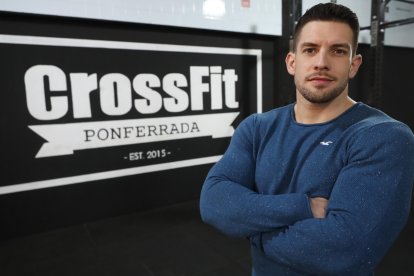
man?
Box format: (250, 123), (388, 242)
(200, 3), (414, 276)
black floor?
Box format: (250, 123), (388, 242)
(0, 199), (412, 276)
(0, 200), (251, 276)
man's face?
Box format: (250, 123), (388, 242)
(286, 21), (362, 104)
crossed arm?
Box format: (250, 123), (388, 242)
(200, 117), (414, 274)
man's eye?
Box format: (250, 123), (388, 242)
(303, 48), (315, 54)
(333, 49), (348, 56)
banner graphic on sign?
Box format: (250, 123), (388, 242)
(0, 34), (262, 194)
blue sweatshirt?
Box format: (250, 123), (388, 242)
(200, 103), (414, 275)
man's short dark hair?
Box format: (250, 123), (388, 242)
(292, 3), (360, 54)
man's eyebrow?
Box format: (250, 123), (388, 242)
(299, 42), (351, 49)
(331, 43), (351, 49)
(299, 42), (318, 48)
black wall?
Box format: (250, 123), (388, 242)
(0, 12), (277, 238)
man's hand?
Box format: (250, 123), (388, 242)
(309, 197), (329, 218)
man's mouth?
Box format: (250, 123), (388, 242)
(307, 75), (335, 85)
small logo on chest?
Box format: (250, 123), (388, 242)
(320, 141), (333, 146)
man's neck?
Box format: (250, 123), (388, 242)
(294, 94), (356, 124)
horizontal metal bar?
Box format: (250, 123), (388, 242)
(360, 17), (414, 30)
(381, 17), (414, 28)
(392, 0), (414, 5)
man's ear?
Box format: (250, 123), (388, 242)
(285, 52), (296, 76)
(349, 54), (362, 79)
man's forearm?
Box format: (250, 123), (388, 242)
(200, 173), (314, 237)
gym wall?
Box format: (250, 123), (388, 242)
(0, 11), (278, 238)
(1, 2), (413, 241)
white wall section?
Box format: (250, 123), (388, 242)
(0, 0), (282, 36)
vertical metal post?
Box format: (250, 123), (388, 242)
(287, 0), (302, 52)
(370, 0), (388, 108)
(278, 0), (302, 106)
(276, 0), (302, 106)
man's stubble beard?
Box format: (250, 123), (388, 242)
(296, 78), (349, 104)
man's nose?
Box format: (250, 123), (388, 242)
(314, 52), (329, 71)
